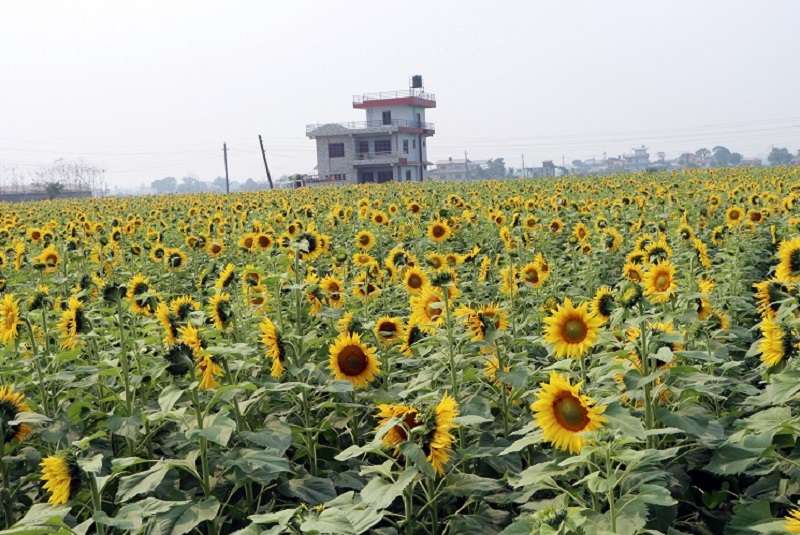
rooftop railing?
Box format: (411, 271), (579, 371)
(353, 89), (436, 105)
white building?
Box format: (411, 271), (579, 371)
(306, 75), (435, 185)
(428, 157), (490, 180)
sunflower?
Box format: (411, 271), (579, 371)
(591, 287), (615, 324)
(209, 292), (232, 331)
(375, 404), (419, 447)
(409, 286), (446, 334)
(320, 275), (345, 308)
(520, 262), (543, 288)
(644, 237), (672, 264)
(127, 274), (156, 316)
(777, 237), (800, 283)
(786, 508), (800, 533)
(197, 352), (223, 390)
(549, 218), (564, 234)
(758, 317), (796, 368)
(427, 219), (451, 243)
(572, 222), (589, 242)
(163, 343), (195, 376)
(178, 324), (204, 356)
(352, 272), (381, 301)
(643, 260), (677, 304)
(0, 385), (32, 442)
(355, 230), (376, 251)
(374, 316), (404, 347)
(241, 265), (261, 288)
(156, 302), (179, 345)
(164, 247), (188, 271)
(206, 240), (224, 257)
(215, 263), (236, 290)
(531, 372), (606, 454)
(725, 206), (743, 227)
(426, 393), (459, 475)
(328, 331), (380, 388)
(295, 230), (324, 261)
(403, 266), (430, 295)
(499, 265), (519, 296)
(401, 322), (426, 356)
(543, 298), (602, 359)
(457, 304), (508, 342)
(170, 295), (200, 321)
(41, 454), (81, 505)
(0, 294), (21, 345)
(58, 296), (89, 349)
(35, 245), (60, 273)
(260, 317), (286, 379)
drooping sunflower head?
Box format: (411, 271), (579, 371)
(41, 454), (81, 505)
(753, 278), (788, 319)
(127, 274), (156, 316)
(0, 385), (32, 442)
(401, 322), (427, 356)
(591, 287), (615, 324)
(260, 317), (286, 379)
(643, 260), (677, 304)
(0, 294), (21, 345)
(156, 302), (179, 345)
(543, 298), (603, 359)
(328, 331), (380, 388)
(458, 304), (508, 342)
(215, 263), (236, 290)
(209, 292), (232, 331)
(531, 372), (606, 454)
(35, 245), (61, 273)
(425, 393), (459, 475)
(164, 247), (188, 271)
(644, 237), (672, 264)
(163, 343), (195, 376)
(758, 317), (797, 368)
(320, 275), (345, 307)
(58, 297), (89, 349)
(777, 237), (800, 283)
(375, 404), (419, 448)
(170, 295), (200, 322)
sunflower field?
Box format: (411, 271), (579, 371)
(2, 168), (800, 535)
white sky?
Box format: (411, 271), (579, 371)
(1, 0), (798, 188)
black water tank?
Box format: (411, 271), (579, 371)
(411, 75), (423, 88)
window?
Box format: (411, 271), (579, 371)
(405, 170), (412, 180)
(374, 139), (391, 153)
(403, 139), (409, 153)
(357, 140), (369, 153)
(416, 112), (421, 126)
(412, 139), (416, 149)
(382, 111), (391, 125)
(325, 173), (346, 181)
(377, 169), (393, 182)
(359, 171), (374, 183)
(328, 143), (344, 158)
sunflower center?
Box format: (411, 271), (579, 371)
(337, 345), (368, 376)
(790, 250), (800, 273)
(359, 235), (370, 245)
(562, 318), (588, 344)
(553, 394), (590, 432)
(432, 225), (446, 238)
(425, 299), (442, 321)
(654, 274), (670, 291)
(378, 322), (397, 337)
(408, 274), (422, 289)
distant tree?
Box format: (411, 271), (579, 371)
(712, 146), (732, 167)
(485, 158), (506, 178)
(695, 148), (711, 163)
(212, 176), (228, 191)
(678, 153), (696, 167)
(151, 176), (177, 194)
(177, 176), (207, 193)
(768, 147), (793, 166)
(45, 182), (64, 200)
(730, 152), (743, 166)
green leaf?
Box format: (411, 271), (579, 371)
(724, 500), (773, 535)
(511, 461), (563, 488)
(158, 385), (183, 413)
(77, 453), (103, 474)
(443, 473), (502, 496)
(605, 403), (645, 440)
(239, 417), (292, 454)
(285, 476), (337, 505)
(249, 508), (297, 526)
(636, 484), (677, 506)
(705, 433), (773, 475)
(149, 497), (220, 535)
(224, 449), (291, 485)
(360, 467), (417, 509)
(186, 414), (236, 447)
(115, 462), (170, 503)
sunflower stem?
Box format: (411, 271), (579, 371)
(441, 285), (458, 399)
(115, 300), (135, 455)
(606, 446), (617, 532)
(638, 317), (656, 448)
(191, 389), (212, 496)
(89, 474), (106, 535)
(0, 425), (13, 528)
(23, 317), (49, 418)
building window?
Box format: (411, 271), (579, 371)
(412, 138), (416, 149)
(356, 140), (369, 154)
(377, 169), (393, 182)
(382, 111), (391, 125)
(328, 143), (344, 158)
(405, 170), (412, 180)
(374, 139), (391, 153)
(403, 139), (409, 153)
(416, 112), (421, 126)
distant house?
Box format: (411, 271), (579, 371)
(306, 75), (435, 185)
(428, 157), (489, 180)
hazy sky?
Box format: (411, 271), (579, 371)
(1, 0), (798, 189)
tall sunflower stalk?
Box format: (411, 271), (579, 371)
(22, 317), (49, 418)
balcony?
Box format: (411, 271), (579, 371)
(353, 89), (436, 109)
(306, 119), (435, 137)
(353, 151), (401, 166)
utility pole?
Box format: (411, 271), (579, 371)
(464, 150), (469, 180)
(223, 142), (230, 194)
(258, 135), (274, 190)
(521, 154), (526, 178)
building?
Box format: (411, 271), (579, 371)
(428, 157), (490, 180)
(306, 75), (435, 185)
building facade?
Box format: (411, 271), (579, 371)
(306, 77), (435, 185)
